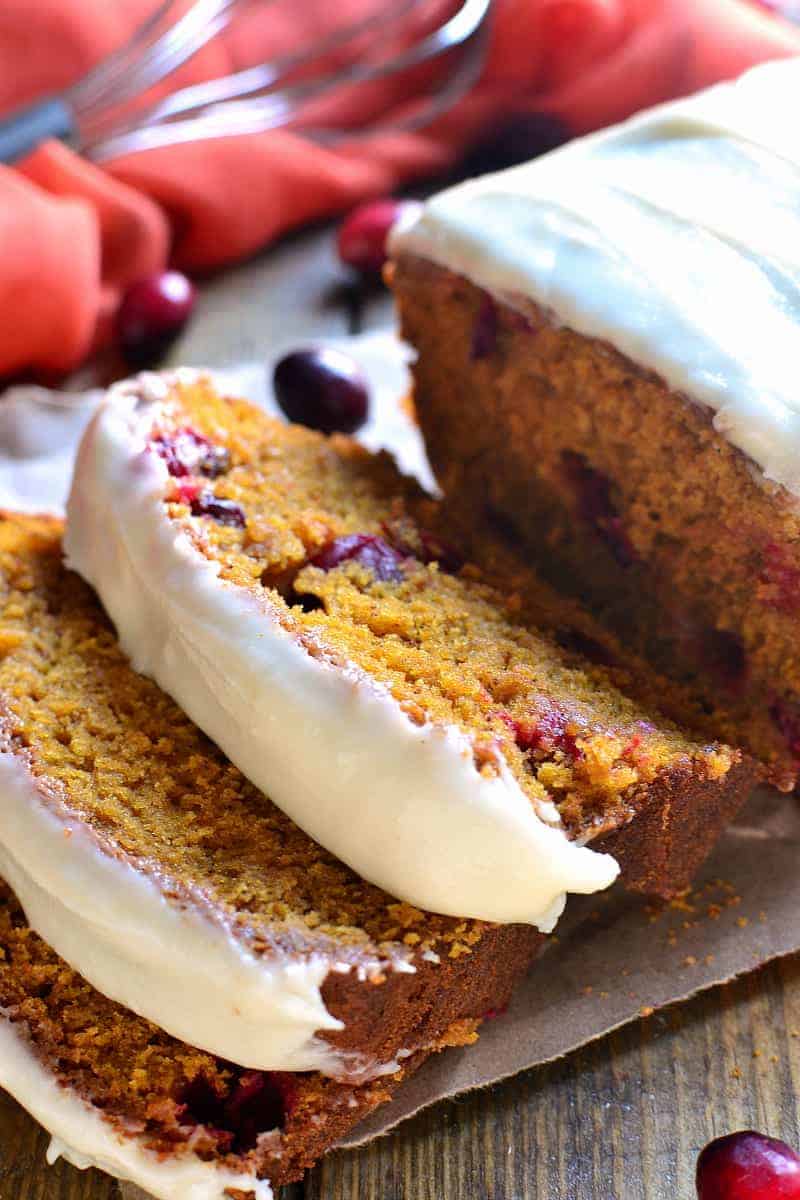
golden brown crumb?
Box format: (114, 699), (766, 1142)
(152, 377), (742, 846)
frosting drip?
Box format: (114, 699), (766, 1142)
(390, 59), (800, 498)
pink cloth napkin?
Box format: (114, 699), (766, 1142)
(0, 0), (797, 375)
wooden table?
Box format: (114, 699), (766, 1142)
(2, 226), (799, 1200)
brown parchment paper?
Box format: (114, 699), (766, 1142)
(1, 358), (796, 1192)
(340, 785), (799, 1146)
(118, 785), (800, 1200)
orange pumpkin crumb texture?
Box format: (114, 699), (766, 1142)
(153, 378), (742, 844)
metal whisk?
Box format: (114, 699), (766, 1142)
(0, 0), (491, 164)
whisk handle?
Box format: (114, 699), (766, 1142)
(0, 97), (75, 165)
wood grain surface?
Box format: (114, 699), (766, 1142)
(1, 227), (798, 1200)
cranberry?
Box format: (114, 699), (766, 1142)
(179, 1069), (294, 1154)
(153, 428), (230, 479)
(700, 628), (747, 691)
(506, 308), (539, 335)
(562, 451), (638, 567)
(383, 522), (464, 574)
(336, 198), (422, 277)
(770, 697), (800, 758)
(310, 533), (404, 582)
(190, 491), (246, 527)
(116, 271), (196, 367)
(470, 291), (498, 360)
(499, 706), (579, 758)
(273, 348), (369, 435)
(760, 543), (800, 613)
(696, 1130), (800, 1199)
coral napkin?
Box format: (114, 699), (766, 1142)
(0, 0), (797, 376)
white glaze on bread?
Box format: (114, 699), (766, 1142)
(391, 60), (800, 498)
(0, 1018), (271, 1200)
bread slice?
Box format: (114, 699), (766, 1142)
(390, 255), (798, 792)
(0, 512), (539, 1085)
(388, 63), (800, 790)
(0, 877), (509, 1197)
(65, 375), (757, 925)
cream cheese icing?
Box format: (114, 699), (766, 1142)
(64, 372), (618, 931)
(390, 58), (800, 499)
(0, 747), (352, 1075)
(0, 1018), (272, 1200)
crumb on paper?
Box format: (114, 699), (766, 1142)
(669, 890), (695, 914)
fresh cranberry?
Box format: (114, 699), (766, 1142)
(116, 271), (196, 367)
(310, 533), (404, 582)
(562, 451), (638, 567)
(190, 491), (246, 528)
(770, 697), (800, 759)
(336, 198), (422, 276)
(696, 1131), (800, 1199)
(760, 543), (800, 613)
(470, 291), (498, 360)
(273, 348), (369, 435)
(153, 428), (230, 479)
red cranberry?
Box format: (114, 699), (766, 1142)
(336, 198), (422, 277)
(697, 1130), (800, 1199)
(273, 348), (369, 435)
(470, 291), (498, 360)
(417, 529), (464, 574)
(190, 491), (245, 527)
(770, 697), (800, 759)
(700, 628), (747, 691)
(383, 523), (464, 574)
(310, 534), (404, 582)
(499, 706), (579, 758)
(760, 543), (800, 613)
(116, 271), (196, 367)
(179, 1069), (293, 1155)
(153, 428), (230, 479)
(562, 451), (638, 568)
